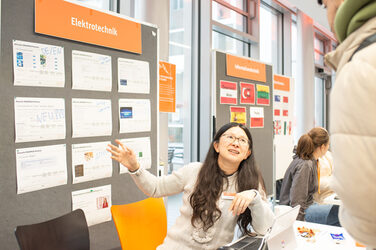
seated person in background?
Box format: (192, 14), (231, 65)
(313, 150), (334, 204)
(279, 127), (340, 226)
(107, 122), (274, 250)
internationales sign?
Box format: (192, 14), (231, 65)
(35, 0), (142, 54)
(226, 54), (266, 83)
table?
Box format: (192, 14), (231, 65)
(294, 221), (365, 249)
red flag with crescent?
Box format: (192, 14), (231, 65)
(240, 82), (255, 104)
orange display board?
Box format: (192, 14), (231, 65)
(35, 0), (142, 54)
(226, 54), (266, 83)
(159, 61), (176, 113)
(274, 74), (290, 91)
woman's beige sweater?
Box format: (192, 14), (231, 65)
(129, 162), (274, 250)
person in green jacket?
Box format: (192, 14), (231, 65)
(317, 0), (376, 248)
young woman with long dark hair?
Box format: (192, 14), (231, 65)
(107, 122), (274, 249)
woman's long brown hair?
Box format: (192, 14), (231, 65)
(296, 127), (329, 160)
(189, 122), (265, 235)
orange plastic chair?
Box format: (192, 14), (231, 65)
(111, 197), (167, 250)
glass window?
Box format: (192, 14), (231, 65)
(212, 31), (250, 57)
(314, 36), (325, 66)
(315, 77), (325, 127)
(168, 0), (192, 170)
(212, 1), (247, 33)
(259, 3), (282, 73)
(221, 0), (247, 10)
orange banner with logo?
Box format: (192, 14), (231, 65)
(159, 61), (176, 113)
(35, 0), (142, 54)
(274, 74), (290, 91)
(226, 54), (266, 83)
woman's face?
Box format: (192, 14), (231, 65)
(320, 142), (330, 158)
(214, 126), (251, 169)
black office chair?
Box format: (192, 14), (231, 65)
(15, 209), (90, 250)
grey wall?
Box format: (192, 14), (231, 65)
(0, 0), (158, 249)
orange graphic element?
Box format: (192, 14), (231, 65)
(159, 61), (176, 113)
(274, 74), (290, 91)
(226, 54), (266, 83)
(35, 0), (142, 54)
(297, 226), (316, 238)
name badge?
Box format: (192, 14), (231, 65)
(221, 192), (236, 200)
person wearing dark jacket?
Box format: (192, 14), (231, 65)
(279, 127), (339, 226)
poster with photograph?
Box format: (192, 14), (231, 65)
(72, 185), (112, 226)
(13, 40), (65, 87)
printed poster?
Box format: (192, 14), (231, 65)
(72, 50), (112, 92)
(14, 97), (66, 143)
(119, 137), (151, 174)
(256, 84), (270, 106)
(240, 82), (255, 104)
(230, 106), (246, 125)
(250, 107), (264, 128)
(273, 74), (293, 136)
(159, 61), (176, 112)
(13, 40), (65, 87)
(72, 185), (112, 226)
(16, 144), (67, 194)
(220, 80), (237, 104)
(72, 141), (113, 184)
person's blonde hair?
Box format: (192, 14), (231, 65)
(296, 127), (329, 160)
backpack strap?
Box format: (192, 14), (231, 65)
(349, 33), (376, 61)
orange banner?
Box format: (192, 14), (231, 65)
(274, 74), (290, 91)
(159, 61), (176, 113)
(226, 54), (266, 83)
(35, 0), (142, 54)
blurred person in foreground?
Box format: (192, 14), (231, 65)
(317, 0), (376, 247)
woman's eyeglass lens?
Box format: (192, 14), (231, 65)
(222, 134), (249, 146)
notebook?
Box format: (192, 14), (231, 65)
(218, 205), (300, 250)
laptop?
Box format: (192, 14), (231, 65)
(218, 205), (300, 250)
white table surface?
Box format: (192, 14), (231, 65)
(294, 221), (365, 249)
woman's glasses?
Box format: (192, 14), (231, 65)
(221, 134), (249, 147)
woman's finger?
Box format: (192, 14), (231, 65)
(107, 144), (121, 153)
(115, 139), (126, 151)
(106, 148), (120, 157)
(238, 199), (247, 215)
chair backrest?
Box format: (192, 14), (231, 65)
(15, 209), (90, 250)
(111, 197), (167, 250)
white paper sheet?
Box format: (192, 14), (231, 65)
(118, 58), (150, 93)
(13, 40), (65, 87)
(119, 99), (151, 133)
(119, 137), (152, 174)
(72, 98), (112, 138)
(72, 50), (112, 92)
(16, 144), (67, 194)
(72, 185), (112, 226)
(72, 141), (113, 184)
(14, 97), (66, 143)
